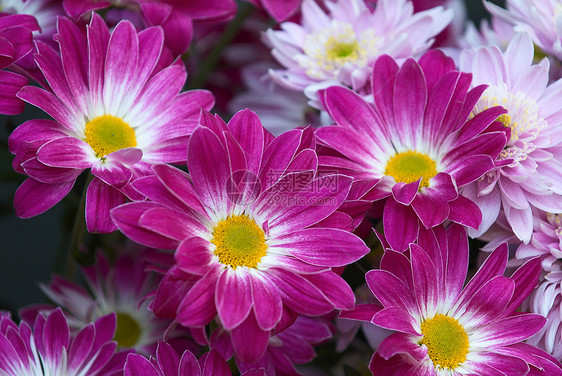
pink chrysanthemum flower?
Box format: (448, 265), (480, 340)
(263, 0), (452, 95)
(20, 249), (175, 355)
(315, 51), (508, 251)
(0, 308), (128, 376)
(8, 14), (214, 233)
(460, 32), (562, 243)
(486, 0), (562, 60)
(0, 13), (39, 114)
(125, 341), (265, 376)
(63, 0), (236, 56)
(111, 109), (369, 363)
(341, 224), (562, 375)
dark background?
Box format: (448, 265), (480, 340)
(0, 0), (503, 313)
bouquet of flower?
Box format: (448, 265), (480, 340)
(2, 0), (562, 374)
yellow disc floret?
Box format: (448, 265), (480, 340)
(326, 38), (360, 61)
(419, 314), (469, 370)
(84, 115), (137, 158)
(211, 214), (268, 269)
(384, 151), (438, 188)
(113, 312), (141, 348)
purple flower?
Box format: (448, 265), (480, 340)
(111, 109), (369, 363)
(0, 308), (127, 375)
(8, 14), (214, 232)
(316, 50), (507, 251)
(341, 224), (562, 375)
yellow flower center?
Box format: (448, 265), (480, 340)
(384, 151), (437, 188)
(84, 115), (137, 158)
(211, 214), (267, 269)
(113, 312), (141, 348)
(326, 38), (359, 61)
(419, 314), (469, 370)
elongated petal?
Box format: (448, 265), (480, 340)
(86, 177), (126, 233)
(14, 178), (74, 218)
(216, 268), (253, 330)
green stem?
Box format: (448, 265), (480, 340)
(64, 172), (93, 278)
(186, 2), (254, 90)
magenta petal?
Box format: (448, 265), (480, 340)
(380, 250), (414, 291)
(392, 181), (421, 205)
(383, 198), (419, 252)
(306, 271), (355, 310)
(139, 207), (204, 241)
(201, 349), (231, 376)
(43, 308), (70, 365)
(262, 0), (300, 21)
(377, 332), (427, 362)
(365, 270), (418, 315)
(505, 257), (541, 315)
(124, 353), (159, 376)
(410, 244), (439, 315)
(456, 276), (514, 327)
(444, 224), (469, 301)
(188, 126), (230, 214)
(447, 195), (482, 229)
(86, 177), (126, 233)
(251, 277), (282, 331)
(176, 268), (219, 327)
(372, 307), (420, 336)
(273, 228), (368, 267)
(228, 109), (264, 175)
(393, 58), (427, 147)
(215, 268), (253, 330)
(175, 237), (213, 275)
(0, 70), (27, 115)
(230, 311), (269, 363)
(266, 268), (333, 316)
(14, 178), (74, 218)
(178, 348), (201, 375)
(22, 158), (82, 184)
(339, 304), (383, 322)
(478, 314), (546, 346)
(91, 160), (133, 189)
(110, 202), (180, 249)
(155, 341), (180, 375)
(411, 190), (450, 229)
(37, 137), (92, 169)
(459, 243), (508, 304)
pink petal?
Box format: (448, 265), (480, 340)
(383, 198), (419, 252)
(85, 177), (127, 233)
(230, 311), (269, 363)
(14, 178), (74, 218)
(251, 276), (283, 331)
(215, 268), (253, 330)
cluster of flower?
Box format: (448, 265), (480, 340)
(1, 0), (562, 375)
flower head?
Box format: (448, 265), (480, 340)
(111, 109), (369, 363)
(0, 308), (127, 376)
(8, 14), (214, 232)
(341, 224), (561, 375)
(20, 248), (175, 355)
(264, 0), (452, 94)
(460, 32), (562, 243)
(316, 50), (507, 251)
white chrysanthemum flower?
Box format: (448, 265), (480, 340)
(263, 0), (453, 95)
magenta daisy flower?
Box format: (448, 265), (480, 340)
(341, 224), (562, 375)
(460, 32), (562, 243)
(0, 13), (39, 115)
(8, 14), (214, 232)
(0, 308), (128, 376)
(111, 109), (369, 363)
(316, 50), (508, 251)
(20, 248), (176, 355)
(264, 0), (452, 94)
(125, 342), (265, 376)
